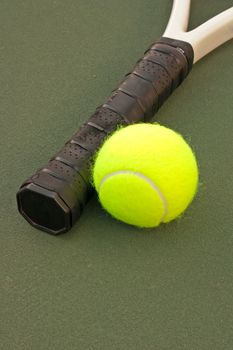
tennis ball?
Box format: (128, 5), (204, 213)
(93, 123), (198, 228)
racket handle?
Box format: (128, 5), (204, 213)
(17, 37), (193, 234)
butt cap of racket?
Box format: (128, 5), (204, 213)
(17, 184), (71, 234)
(17, 160), (92, 234)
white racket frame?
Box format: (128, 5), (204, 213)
(163, 0), (233, 63)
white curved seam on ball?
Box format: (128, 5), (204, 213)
(98, 170), (168, 223)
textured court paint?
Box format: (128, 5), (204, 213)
(1, 1), (233, 349)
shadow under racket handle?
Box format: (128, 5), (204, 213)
(17, 37), (194, 234)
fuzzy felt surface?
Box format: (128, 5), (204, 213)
(94, 124), (199, 226)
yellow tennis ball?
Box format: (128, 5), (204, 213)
(93, 123), (199, 228)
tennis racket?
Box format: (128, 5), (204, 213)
(17, 0), (233, 234)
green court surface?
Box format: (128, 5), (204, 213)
(1, 1), (233, 349)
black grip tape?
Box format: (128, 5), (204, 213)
(17, 37), (194, 234)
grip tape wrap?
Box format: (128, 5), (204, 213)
(17, 37), (194, 234)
